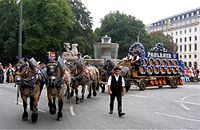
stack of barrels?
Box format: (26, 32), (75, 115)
(139, 58), (183, 86)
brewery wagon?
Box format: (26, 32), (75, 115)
(119, 42), (184, 91)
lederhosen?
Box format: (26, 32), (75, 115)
(109, 75), (123, 113)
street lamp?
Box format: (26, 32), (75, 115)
(137, 28), (144, 43)
(18, 0), (23, 59)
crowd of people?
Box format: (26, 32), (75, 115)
(183, 66), (199, 83)
(0, 63), (15, 83)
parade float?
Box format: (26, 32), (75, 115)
(120, 42), (184, 91)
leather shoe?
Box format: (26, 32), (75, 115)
(118, 112), (125, 117)
(109, 111), (113, 114)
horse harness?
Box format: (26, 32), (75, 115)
(46, 62), (63, 95)
(16, 64), (39, 94)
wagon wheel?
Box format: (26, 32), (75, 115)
(138, 78), (147, 91)
(170, 77), (178, 88)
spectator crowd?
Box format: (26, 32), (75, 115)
(0, 63), (15, 83)
(182, 66), (199, 83)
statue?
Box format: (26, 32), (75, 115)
(62, 43), (79, 61)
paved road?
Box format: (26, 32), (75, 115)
(0, 83), (200, 129)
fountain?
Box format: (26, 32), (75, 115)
(94, 35), (119, 60)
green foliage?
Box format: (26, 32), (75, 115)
(0, 0), (19, 64)
(94, 11), (148, 58)
(147, 31), (178, 52)
(69, 0), (94, 56)
(23, 0), (73, 62)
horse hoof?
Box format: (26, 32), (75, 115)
(22, 112), (28, 121)
(31, 113), (38, 123)
(22, 117), (28, 121)
(80, 98), (84, 102)
(87, 95), (91, 99)
(93, 92), (97, 97)
(56, 117), (62, 121)
(56, 113), (62, 121)
(49, 109), (56, 115)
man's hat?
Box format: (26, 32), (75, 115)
(114, 66), (121, 71)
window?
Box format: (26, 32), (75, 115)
(195, 28), (197, 32)
(195, 36), (197, 41)
(184, 45), (187, 51)
(184, 62), (187, 66)
(180, 31), (182, 34)
(184, 37), (187, 42)
(189, 55), (191, 58)
(180, 45), (182, 52)
(195, 44), (197, 51)
(189, 36), (191, 41)
(180, 55), (182, 59)
(184, 55), (187, 59)
(189, 44), (191, 51)
(194, 55), (197, 58)
(184, 29), (187, 34)
(176, 39), (178, 43)
(189, 28), (192, 33)
(189, 62), (192, 67)
(171, 32), (173, 36)
(176, 32), (178, 35)
(180, 38), (182, 43)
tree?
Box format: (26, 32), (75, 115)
(23, 0), (73, 62)
(69, 0), (94, 56)
(0, 0), (19, 64)
(94, 11), (148, 59)
(147, 31), (178, 52)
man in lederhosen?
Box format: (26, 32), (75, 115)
(107, 66), (125, 117)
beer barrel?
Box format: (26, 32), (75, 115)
(155, 80), (159, 86)
(173, 59), (178, 66)
(147, 66), (153, 75)
(178, 67), (183, 75)
(160, 66), (166, 74)
(158, 79), (163, 85)
(166, 67), (172, 75)
(149, 58), (155, 66)
(161, 59), (167, 66)
(155, 58), (161, 66)
(150, 80), (155, 86)
(167, 59), (173, 66)
(139, 66), (146, 75)
(153, 66), (160, 75)
(141, 58), (148, 66)
(162, 79), (167, 85)
(172, 67), (178, 74)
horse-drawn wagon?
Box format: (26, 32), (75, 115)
(119, 42), (184, 91)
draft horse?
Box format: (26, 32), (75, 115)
(69, 61), (99, 104)
(45, 59), (71, 121)
(14, 58), (44, 122)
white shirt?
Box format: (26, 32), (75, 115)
(107, 74), (125, 87)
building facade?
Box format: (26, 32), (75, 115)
(147, 7), (200, 69)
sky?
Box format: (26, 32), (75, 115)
(81, 0), (200, 29)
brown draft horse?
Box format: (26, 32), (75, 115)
(69, 61), (99, 104)
(14, 58), (44, 122)
(45, 59), (71, 121)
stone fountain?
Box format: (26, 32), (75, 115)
(94, 35), (119, 60)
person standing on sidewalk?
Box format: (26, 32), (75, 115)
(0, 63), (4, 83)
(107, 66), (125, 117)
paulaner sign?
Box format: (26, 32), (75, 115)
(146, 51), (178, 59)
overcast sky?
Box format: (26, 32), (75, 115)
(81, 0), (200, 29)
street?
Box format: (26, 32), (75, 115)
(0, 83), (200, 129)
